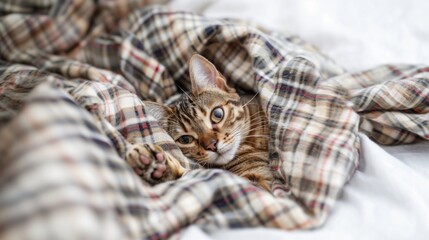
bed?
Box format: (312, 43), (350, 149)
(0, 0), (428, 239)
(172, 0), (429, 239)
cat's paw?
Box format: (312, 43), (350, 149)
(126, 143), (185, 184)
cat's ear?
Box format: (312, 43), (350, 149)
(143, 101), (172, 121)
(189, 54), (230, 94)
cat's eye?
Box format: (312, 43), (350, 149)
(177, 135), (194, 144)
(211, 107), (224, 123)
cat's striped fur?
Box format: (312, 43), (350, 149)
(144, 54), (273, 191)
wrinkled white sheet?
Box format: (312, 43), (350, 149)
(169, 0), (429, 239)
(170, 0), (429, 72)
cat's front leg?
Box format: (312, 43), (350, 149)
(126, 143), (186, 184)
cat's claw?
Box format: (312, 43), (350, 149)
(126, 143), (185, 184)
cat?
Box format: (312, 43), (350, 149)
(126, 54), (273, 191)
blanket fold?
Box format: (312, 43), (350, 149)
(0, 0), (428, 239)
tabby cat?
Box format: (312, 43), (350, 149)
(126, 54), (273, 191)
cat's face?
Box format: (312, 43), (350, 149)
(167, 87), (246, 166)
(145, 54), (249, 166)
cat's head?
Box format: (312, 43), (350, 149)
(145, 54), (249, 166)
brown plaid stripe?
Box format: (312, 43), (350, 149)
(1, 0), (428, 239)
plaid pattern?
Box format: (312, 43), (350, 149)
(1, 0), (428, 239)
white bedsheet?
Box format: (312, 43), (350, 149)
(168, 0), (429, 239)
(170, 0), (429, 72)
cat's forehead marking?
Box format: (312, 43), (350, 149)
(171, 89), (242, 136)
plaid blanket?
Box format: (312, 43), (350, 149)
(1, 0), (428, 239)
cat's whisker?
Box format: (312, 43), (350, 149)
(242, 89), (261, 108)
(227, 127), (244, 138)
(234, 118), (267, 127)
(229, 125), (244, 135)
(229, 129), (268, 141)
(229, 129), (244, 139)
(248, 112), (266, 121)
(243, 135), (269, 138)
(199, 159), (209, 168)
(247, 119), (267, 126)
(176, 84), (198, 106)
(241, 140), (261, 145)
(231, 121), (265, 133)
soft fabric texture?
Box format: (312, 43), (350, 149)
(0, 0), (428, 239)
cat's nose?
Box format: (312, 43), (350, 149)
(203, 137), (218, 152)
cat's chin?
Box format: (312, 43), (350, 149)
(211, 150), (235, 165)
